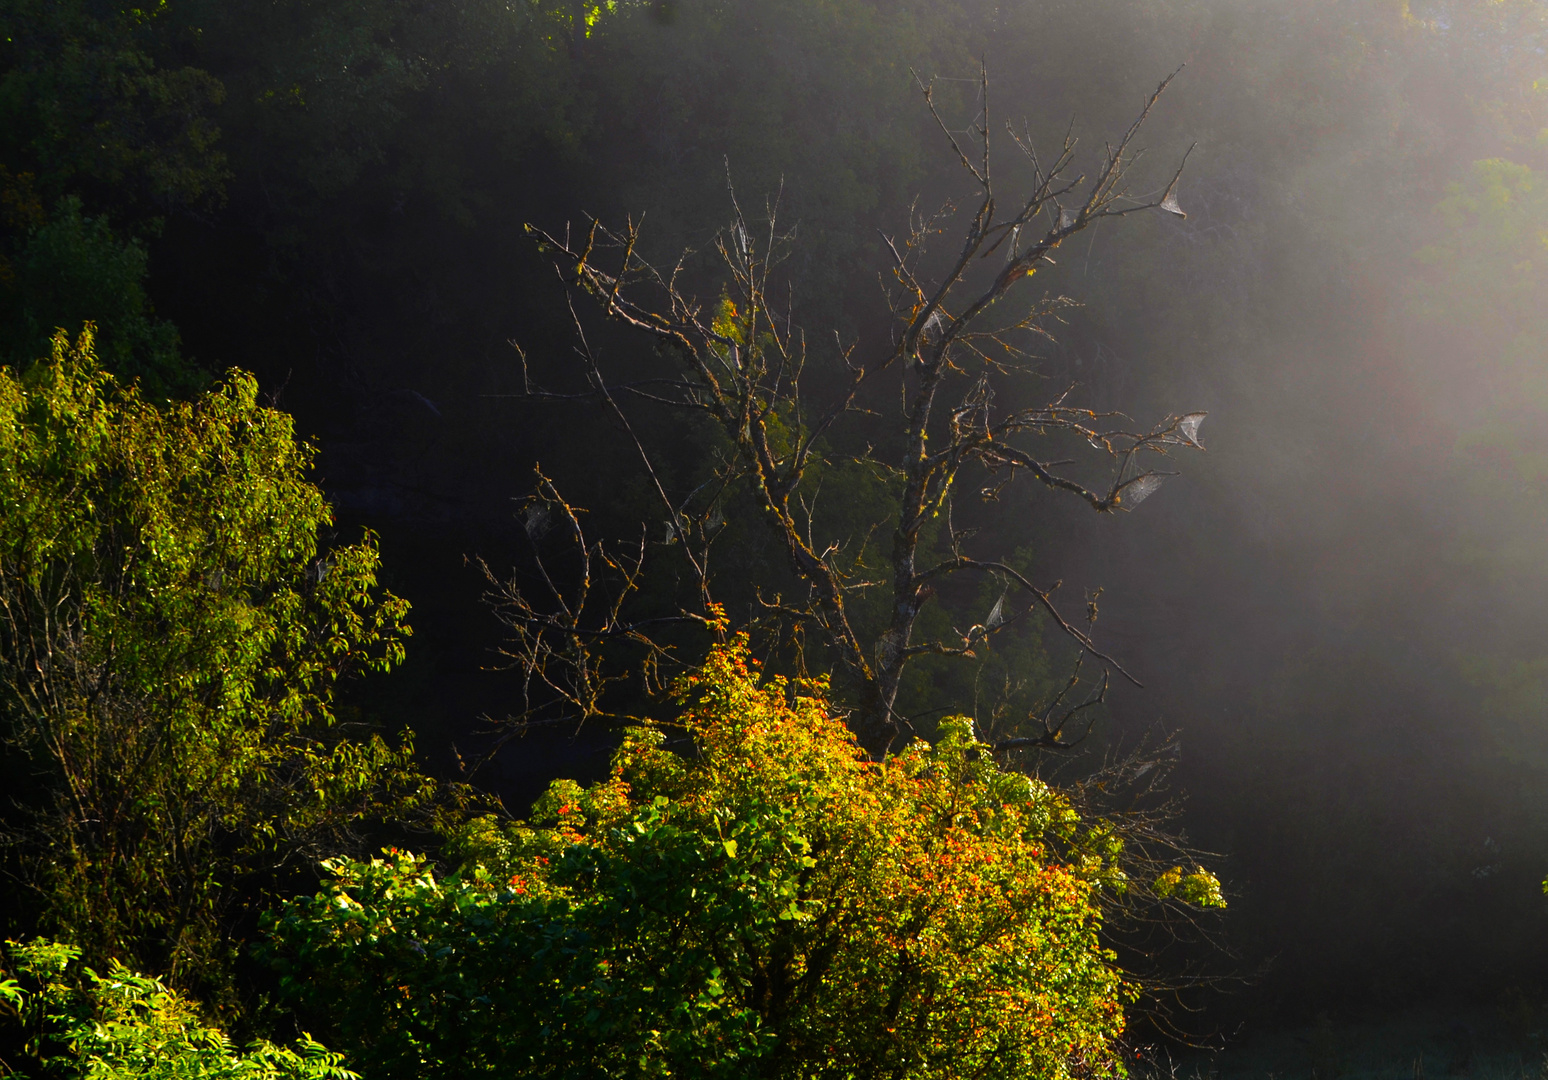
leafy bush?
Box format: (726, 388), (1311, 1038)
(265, 640), (1137, 1080)
(0, 939), (353, 1079)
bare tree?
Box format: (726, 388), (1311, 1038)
(471, 466), (724, 759)
(501, 69), (1205, 756)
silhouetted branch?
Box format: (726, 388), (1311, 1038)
(518, 65), (1202, 753)
(473, 468), (720, 763)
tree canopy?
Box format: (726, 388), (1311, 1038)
(0, 329), (436, 1003)
(264, 638), (1212, 1079)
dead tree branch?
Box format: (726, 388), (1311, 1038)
(515, 67), (1204, 753)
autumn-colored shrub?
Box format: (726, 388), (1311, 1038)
(266, 639), (1135, 1080)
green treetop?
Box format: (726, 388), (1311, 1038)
(0, 328), (435, 1005)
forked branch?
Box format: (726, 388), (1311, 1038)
(516, 67), (1205, 753)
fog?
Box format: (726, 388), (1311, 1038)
(137, 0), (1548, 1033)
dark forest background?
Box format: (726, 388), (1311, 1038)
(7, 0), (1548, 1041)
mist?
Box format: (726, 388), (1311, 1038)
(11, 0), (1548, 1056)
(250, 0), (1548, 1015)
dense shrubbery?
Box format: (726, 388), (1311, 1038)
(0, 940), (353, 1079)
(263, 642), (1136, 1080)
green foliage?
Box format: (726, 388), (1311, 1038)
(1152, 866), (1226, 909)
(0, 190), (199, 396)
(265, 639), (1141, 1080)
(0, 0), (229, 214)
(0, 939), (355, 1079)
(1415, 158), (1548, 336)
(0, 330), (436, 1000)
(1400, 156), (1548, 595)
(0, 0), (226, 396)
(182, 0), (580, 226)
(1405, 156), (1548, 765)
